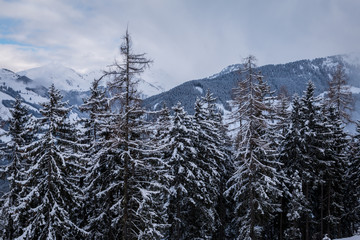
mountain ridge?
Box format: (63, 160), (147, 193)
(142, 54), (360, 121)
(0, 53), (359, 133)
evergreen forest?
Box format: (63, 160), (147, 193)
(0, 31), (359, 240)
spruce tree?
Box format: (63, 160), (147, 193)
(344, 121), (360, 236)
(321, 106), (348, 238)
(193, 97), (221, 238)
(0, 97), (33, 239)
(279, 94), (310, 240)
(165, 102), (204, 240)
(201, 90), (233, 238)
(79, 77), (108, 148)
(13, 85), (87, 239)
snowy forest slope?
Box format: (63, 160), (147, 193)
(142, 54), (360, 119)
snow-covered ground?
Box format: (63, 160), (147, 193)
(336, 236), (360, 240)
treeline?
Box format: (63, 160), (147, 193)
(0, 31), (359, 240)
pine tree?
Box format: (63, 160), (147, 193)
(279, 94), (310, 240)
(0, 97), (33, 239)
(79, 77), (108, 148)
(165, 102), (204, 240)
(78, 78), (109, 231)
(14, 85), (87, 239)
(321, 106), (348, 238)
(299, 81), (335, 239)
(201, 90), (233, 238)
(79, 76), (119, 239)
(151, 103), (173, 237)
(226, 56), (283, 240)
(193, 97), (221, 238)
(344, 120), (360, 236)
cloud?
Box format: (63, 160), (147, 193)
(1, 0), (360, 89)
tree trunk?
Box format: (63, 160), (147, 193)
(321, 182), (324, 237)
(305, 181), (309, 240)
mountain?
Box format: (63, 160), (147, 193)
(0, 64), (164, 136)
(0, 68), (48, 121)
(18, 63), (164, 98)
(1, 54), (360, 132)
(142, 54), (360, 123)
(18, 63), (91, 91)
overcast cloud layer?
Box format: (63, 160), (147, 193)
(0, 0), (360, 89)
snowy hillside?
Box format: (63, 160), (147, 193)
(0, 68), (48, 120)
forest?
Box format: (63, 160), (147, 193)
(0, 31), (359, 240)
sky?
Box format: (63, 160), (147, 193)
(0, 0), (360, 90)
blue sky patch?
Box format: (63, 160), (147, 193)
(0, 18), (21, 35)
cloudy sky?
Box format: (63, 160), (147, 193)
(0, 0), (359, 89)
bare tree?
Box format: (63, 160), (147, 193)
(104, 29), (162, 240)
(328, 64), (353, 123)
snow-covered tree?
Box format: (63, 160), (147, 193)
(283, 170), (307, 240)
(13, 85), (87, 239)
(193, 97), (221, 238)
(165, 102), (206, 240)
(201, 90), (233, 238)
(226, 55), (283, 240)
(344, 120), (360, 236)
(79, 77), (108, 148)
(319, 106), (348, 238)
(0, 97), (33, 239)
(279, 94), (310, 239)
(84, 29), (165, 239)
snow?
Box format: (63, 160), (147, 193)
(322, 57), (339, 69)
(342, 52), (360, 67)
(349, 86), (360, 94)
(0, 90), (13, 119)
(336, 236), (360, 240)
(195, 86), (203, 94)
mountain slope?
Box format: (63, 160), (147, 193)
(142, 54), (360, 120)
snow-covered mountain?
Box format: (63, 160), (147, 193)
(18, 63), (164, 98)
(0, 68), (48, 120)
(0, 63), (165, 133)
(1, 54), (360, 131)
(18, 63), (90, 91)
(143, 54), (360, 124)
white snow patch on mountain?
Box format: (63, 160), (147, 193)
(195, 86), (203, 94)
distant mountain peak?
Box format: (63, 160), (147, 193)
(208, 64), (242, 79)
(17, 63), (90, 91)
